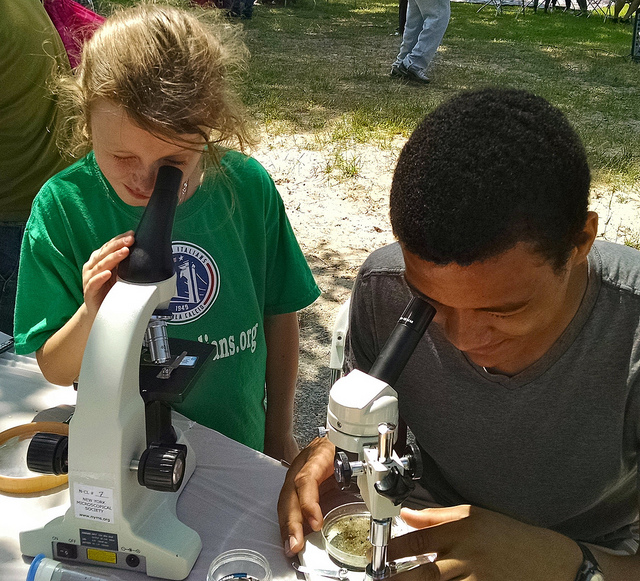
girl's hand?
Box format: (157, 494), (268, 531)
(82, 231), (134, 316)
(36, 231), (135, 386)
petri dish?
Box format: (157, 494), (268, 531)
(321, 502), (410, 570)
(207, 549), (272, 581)
(322, 503), (370, 570)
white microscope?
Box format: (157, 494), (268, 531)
(21, 166), (213, 579)
(325, 297), (435, 580)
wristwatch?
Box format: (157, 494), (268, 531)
(574, 542), (605, 581)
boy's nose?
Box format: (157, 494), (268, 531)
(437, 308), (493, 353)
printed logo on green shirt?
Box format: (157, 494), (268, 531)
(198, 322), (260, 360)
(170, 241), (220, 324)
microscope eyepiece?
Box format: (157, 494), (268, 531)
(368, 297), (435, 386)
(119, 165), (183, 283)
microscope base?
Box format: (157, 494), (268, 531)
(20, 439), (201, 580)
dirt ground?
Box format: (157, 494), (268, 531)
(252, 130), (640, 447)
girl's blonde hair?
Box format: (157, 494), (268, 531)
(57, 3), (256, 161)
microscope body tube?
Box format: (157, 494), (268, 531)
(368, 296), (436, 386)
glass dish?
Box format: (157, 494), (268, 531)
(207, 549), (272, 581)
(321, 502), (409, 571)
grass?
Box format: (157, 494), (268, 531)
(101, 0), (640, 189)
(323, 149), (364, 178)
(238, 0), (640, 189)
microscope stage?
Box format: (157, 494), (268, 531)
(140, 338), (216, 403)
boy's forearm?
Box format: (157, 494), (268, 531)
(594, 546), (640, 580)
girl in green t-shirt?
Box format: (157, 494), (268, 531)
(15, 4), (320, 460)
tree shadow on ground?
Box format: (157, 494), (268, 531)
(294, 242), (364, 447)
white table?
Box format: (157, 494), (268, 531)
(0, 351), (298, 581)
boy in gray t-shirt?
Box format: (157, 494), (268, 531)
(348, 239), (640, 552)
(279, 88), (639, 580)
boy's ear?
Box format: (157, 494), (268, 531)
(574, 211), (598, 262)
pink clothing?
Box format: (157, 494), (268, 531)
(43, 0), (104, 68)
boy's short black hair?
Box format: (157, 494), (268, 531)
(390, 88), (591, 270)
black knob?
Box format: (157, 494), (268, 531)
(137, 443), (187, 492)
(126, 554), (141, 568)
(334, 450), (352, 488)
(27, 432), (68, 475)
(374, 466), (415, 505)
(404, 442), (423, 480)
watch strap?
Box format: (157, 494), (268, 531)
(574, 542), (604, 581)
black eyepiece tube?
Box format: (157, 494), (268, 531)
(118, 165), (183, 283)
(368, 297), (436, 387)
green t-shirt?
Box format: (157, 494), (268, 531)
(15, 151), (320, 451)
(0, 0), (71, 221)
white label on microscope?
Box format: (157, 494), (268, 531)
(74, 484), (115, 524)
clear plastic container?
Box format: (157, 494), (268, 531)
(27, 554), (119, 581)
(207, 549), (272, 581)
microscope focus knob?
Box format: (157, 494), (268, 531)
(137, 443), (187, 492)
(374, 467), (414, 505)
(404, 442), (423, 480)
(334, 450), (353, 488)
(27, 432), (69, 475)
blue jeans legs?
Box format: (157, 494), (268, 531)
(393, 0), (450, 73)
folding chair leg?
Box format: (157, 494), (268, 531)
(477, 0), (502, 14)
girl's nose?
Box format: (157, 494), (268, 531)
(133, 165), (157, 192)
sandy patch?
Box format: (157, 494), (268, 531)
(253, 130), (640, 445)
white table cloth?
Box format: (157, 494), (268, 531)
(0, 351), (298, 581)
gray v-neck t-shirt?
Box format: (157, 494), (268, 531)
(346, 240), (640, 552)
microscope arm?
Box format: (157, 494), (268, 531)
(21, 166), (204, 579)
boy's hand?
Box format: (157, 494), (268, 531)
(277, 437), (336, 556)
(387, 505), (583, 581)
